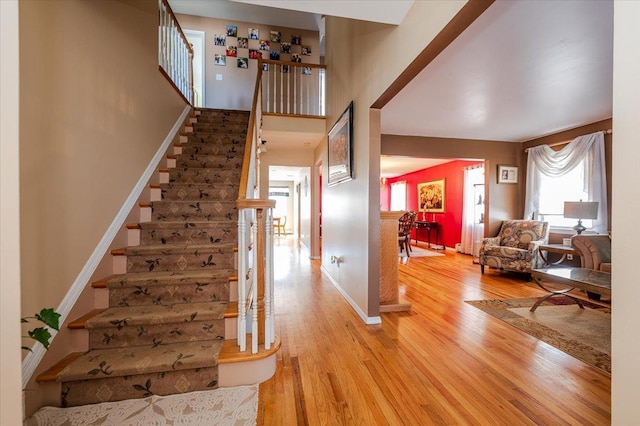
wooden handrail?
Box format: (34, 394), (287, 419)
(261, 59), (326, 69)
(237, 58), (264, 199)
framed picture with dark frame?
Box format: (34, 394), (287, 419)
(418, 179), (445, 213)
(327, 101), (354, 186)
(497, 165), (518, 184)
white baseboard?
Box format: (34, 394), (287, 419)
(320, 265), (382, 325)
(22, 106), (192, 388)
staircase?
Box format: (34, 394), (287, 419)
(37, 109), (252, 407)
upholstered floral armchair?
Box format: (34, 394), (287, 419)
(479, 220), (549, 274)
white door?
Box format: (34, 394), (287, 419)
(183, 29), (205, 107)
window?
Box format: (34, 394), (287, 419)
(537, 161), (592, 228)
(390, 181), (407, 211)
(268, 186), (289, 220)
(524, 131), (607, 234)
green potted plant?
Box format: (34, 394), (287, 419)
(22, 308), (60, 351)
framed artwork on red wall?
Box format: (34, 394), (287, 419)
(418, 179), (445, 213)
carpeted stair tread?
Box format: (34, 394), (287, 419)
(105, 270), (235, 288)
(84, 301), (228, 329)
(123, 242), (235, 255)
(57, 340), (224, 382)
(138, 220), (236, 230)
(137, 221), (236, 246)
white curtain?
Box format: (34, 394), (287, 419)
(524, 131), (608, 233)
(460, 165), (484, 254)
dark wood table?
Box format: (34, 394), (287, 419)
(413, 221), (440, 248)
(530, 267), (611, 312)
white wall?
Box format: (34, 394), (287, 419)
(1, 2), (23, 424)
(612, 1), (640, 422)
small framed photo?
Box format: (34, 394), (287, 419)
(214, 54), (226, 66)
(270, 31), (281, 43)
(258, 40), (270, 51)
(280, 42), (291, 53)
(262, 63), (269, 72)
(226, 46), (237, 57)
(248, 28), (259, 40)
(291, 35), (301, 45)
(291, 53), (301, 63)
(269, 50), (280, 60)
(214, 35), (226, 46)
(237, 57), (248, 69)
(301, 46), (312, 56)
(249, 49), (262, 60)
(497, 165), (518, 184)
(238, 37), (248, 49)
(226, 25), (237, 37)
(302, 67), (312, 76)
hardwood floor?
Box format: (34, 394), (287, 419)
(258, 240), (611, 425)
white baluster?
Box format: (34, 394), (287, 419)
(264, 209), (272, 349)
(237, 209), (247, 352)
(251, 212), (259, 354)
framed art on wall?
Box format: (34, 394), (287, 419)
(418, 179), (445, 213)
(327, 101), (354, 186)
(497, 165), (518, 184)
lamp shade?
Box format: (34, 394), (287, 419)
(563, 201), (599, 220)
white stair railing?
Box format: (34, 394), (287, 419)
(237, 64), (275, 354)
(158, 0), (193, 105)
(261, 59), (326, 116)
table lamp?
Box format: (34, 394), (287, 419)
(563, 201), (598, 234)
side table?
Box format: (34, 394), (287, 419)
(538, 244), (578, 266)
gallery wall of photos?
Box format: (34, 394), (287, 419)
(213, 24), (314, 70)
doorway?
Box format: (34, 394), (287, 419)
(183, 29), (205, 107)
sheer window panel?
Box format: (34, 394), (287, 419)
(390, 181), (407, 211)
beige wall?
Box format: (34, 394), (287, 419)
(175, 13), (320, 110)
(321, 1), (466, 320)
(19, 0), (186, 324)
(612, 1), (640, 422)
(382, 135), (522, 237)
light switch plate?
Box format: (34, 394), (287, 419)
(216, 74), (223, 81)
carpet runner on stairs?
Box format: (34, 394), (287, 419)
(48, 109), (249, 407)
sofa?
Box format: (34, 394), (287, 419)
(479, 220), (549, 274)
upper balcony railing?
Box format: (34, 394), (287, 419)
(261, 59), (326, 117)
(158, 0), (194, 105)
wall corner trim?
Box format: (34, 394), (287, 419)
(21, 105), (192, 388)
(320, 265), (382, 325)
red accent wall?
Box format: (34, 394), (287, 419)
(383, 160), (483, 249)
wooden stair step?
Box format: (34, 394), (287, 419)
(67, 309), (106, 329)
(218, 335), (281, 364)
(36, 352), (84, 382)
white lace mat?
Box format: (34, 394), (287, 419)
(25, 385), (258, 426)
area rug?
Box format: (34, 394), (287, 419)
(465, 296), (610, 374)
(399, 244), (445, 258)
(25, 384), (258, 426)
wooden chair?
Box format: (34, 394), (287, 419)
(398, 211), (417, 256)
(276, 216), (286, 236)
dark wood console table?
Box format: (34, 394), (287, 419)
(413, 221), (440, 249)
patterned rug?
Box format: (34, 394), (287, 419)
(399, 244), (445, 258)
(25, 385), (258, 425)
(465, 296), (611, 374)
